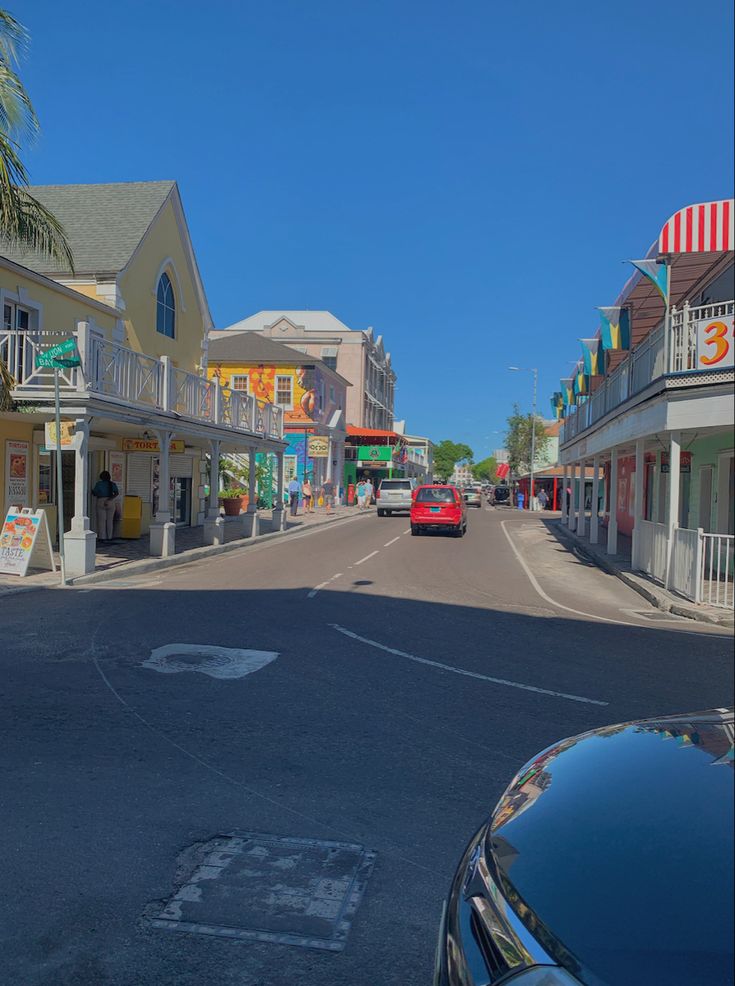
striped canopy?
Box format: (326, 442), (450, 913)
(659, 199), (733, 254)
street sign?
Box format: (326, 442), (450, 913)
(36, 338), (81, 369)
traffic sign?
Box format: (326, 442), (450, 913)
(36, 338), (81, 369)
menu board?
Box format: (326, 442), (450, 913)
(4, 440), (29, 511)
(0, 507), (56, 577)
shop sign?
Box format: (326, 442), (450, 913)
(660, 452), (691, 474)
(4, 440), (29, 510)
(121, 438), (185, 453)
(695, 314), (734, 370)
(307, 435), (329, 458)
(357, 445), (392, 464)
(43, 420), (78, 451)
(0, 507), (56, 577)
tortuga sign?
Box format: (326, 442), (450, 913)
(121, 438), (185, 454)
(307, 435), (329, 458)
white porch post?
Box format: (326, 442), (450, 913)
(204, 440), (225, 545)
(561, 465), (568, 525)
(607, 447), (619, 555)
(632, 439), (645, 569)
(243, 447), (259, 537)
(326, 437), (333, 482)
(665, 431), (681, 589)
(590, 455), (600, 544)
(577, 460), (587, 537)
(272, 451), (286, 531)
(569, 462), (578, 531)
(63, 417), (96, 577)
(150, 429), (175, 557)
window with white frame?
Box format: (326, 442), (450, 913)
(230, 374), (249, 393)
(275, 374), (293, 409)
(284, 455), (298, 483)
(321, 347), (338, 371)
(156, 272), (176, 338)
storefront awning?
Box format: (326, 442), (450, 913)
(659, 199), (733, 254)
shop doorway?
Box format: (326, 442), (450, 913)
(699, 466), (714, 532)
(171, 477), (192, 527)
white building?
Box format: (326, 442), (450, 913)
(211, 311), (396, 431)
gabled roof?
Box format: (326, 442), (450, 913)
(1, 180), (175, 276)
(221, 310), (355, 334)
(208, 332), (350, 387)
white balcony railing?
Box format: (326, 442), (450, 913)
(700, 533), (734, 609)
(561, 300), (734, 446)
(0, 321), (284, 441)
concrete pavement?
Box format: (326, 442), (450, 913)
(1, 507), (732, 985)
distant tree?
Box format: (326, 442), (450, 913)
(505, 404), (548, 476)
(0, 10), (73, 268)
(471, 456), (497, 482)
(433, 440), (473, 481)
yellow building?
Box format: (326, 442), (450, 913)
(1, 181), (285, 576)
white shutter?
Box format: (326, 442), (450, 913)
(126, 454), (152, 501)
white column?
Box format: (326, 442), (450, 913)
(243, 447), (259, 537)
(665, 432), (681, 588)
(561, 466), (568, 525)
(607, 447), (619, 555)
(569, 462), (578, 530)
(204, 440), (225, 545)
(150, 429), (175, 557)
(63, 417), (96, 577)
(326, 437), (333, 482)
(632, 439), (645, 569)
(577, 460), (587, 537)
(590, 455), (600, 544)
(272, 451), (286, 530)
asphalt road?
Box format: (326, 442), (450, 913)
(1, 506), (732, 986)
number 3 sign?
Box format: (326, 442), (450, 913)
(696, 315), (734, 369)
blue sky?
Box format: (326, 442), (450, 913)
(20, 0), (734, 456)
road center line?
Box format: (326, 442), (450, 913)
(354, 550), (379, 566)
(383, 536), (401, 547)
(329, 623), (608, 706)
(307, 572), (343, 599)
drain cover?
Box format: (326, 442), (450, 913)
(142, 644), (279, 679)
(150, 834), (376, 951)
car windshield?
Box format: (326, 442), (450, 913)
(416, 487), (456, 504)
(381, 481), (412, 490)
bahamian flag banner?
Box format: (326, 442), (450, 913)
(580, 337), (603, 376)
(629, 258), (670, 303)
(551, 392), (564, 419)
(560, 377), (574, 405)
(573, 365), (589, 398)
(598, 306), (631, 351)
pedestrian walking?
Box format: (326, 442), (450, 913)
(537, 488), (549, 510)
(364, 478), (374, 506)
(356, 479), (367, 509)
(302, 476), (313, 513)
(287, 476), (300, 516)
(92, 469), (119, 542)
(322, 478), (335, 514)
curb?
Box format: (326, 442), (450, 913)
(552, 521), (734, 627)
(67, 510), (371, 587)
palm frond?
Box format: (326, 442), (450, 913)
(0, 355), (16, 411)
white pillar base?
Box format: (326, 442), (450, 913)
(204, 514), (226, 546)
(242, 510), (259, 538)
(150, 521), (176, 557)
(272, 507), (286, 532)
(64, 530), (97, 577)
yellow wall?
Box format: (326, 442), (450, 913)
(1, 265), (119, 339)
(118, 197), (206, 373)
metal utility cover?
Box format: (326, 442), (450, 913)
(151, 834), (376, 951)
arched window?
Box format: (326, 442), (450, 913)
(156, 272), (175, 338)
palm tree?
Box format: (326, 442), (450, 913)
(0, 9), (73, 269)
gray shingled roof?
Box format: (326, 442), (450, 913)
(208, 332), (319, 365)
(1, 181), (176, 276)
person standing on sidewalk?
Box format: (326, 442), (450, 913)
(356, 479), (367, 509)
(92, 470), (119, 542)
(288, 476), (300, 517)
(302, 476), (313, 513)
(321, 478), (335, 514)
(537, 488), (549, 510)
(364, 478), (374, 507)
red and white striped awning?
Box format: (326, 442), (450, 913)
(659, 199), (733, 254)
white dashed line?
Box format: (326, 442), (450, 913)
(354, 550), (379, 566)
(307, 573), (343, 599)
(383, 537), (401, 547)
(329, 623), (608, 706)
(404, 528), (411, 534)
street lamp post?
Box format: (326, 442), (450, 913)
(509, 366), (538, 509)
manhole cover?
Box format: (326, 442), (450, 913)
(150, 834), (376, 951)
(142, 644), (279, 679)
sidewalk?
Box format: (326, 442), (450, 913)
(551, 516), (734, 627)
(0, 505), (371, 597)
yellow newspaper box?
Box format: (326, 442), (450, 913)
(119, 495), (142, 539)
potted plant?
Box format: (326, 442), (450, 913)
(218, 486), (247, 516)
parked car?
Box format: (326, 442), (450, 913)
(376, 478), (414, 516)
(491, 484), (511, 506)
(410, 484), (467, 537)
(434, 708), (734, 986)
(463, 486), (482, 508)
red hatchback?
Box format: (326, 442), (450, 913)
(410, 484), (467, 537)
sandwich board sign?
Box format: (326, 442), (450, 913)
(0, 507), (56, 577)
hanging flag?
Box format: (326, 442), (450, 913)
(573, 365), (589, 398)
(580, 337), (603, 376)
(598, 306), (631, 351)
(560, 377), (574, 405)
(629, 259), (670, 303)
(550, 392), (564, 418)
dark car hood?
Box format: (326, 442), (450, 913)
(488, 710), (734, 986)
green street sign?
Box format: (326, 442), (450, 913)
(36, 338), (81, 369)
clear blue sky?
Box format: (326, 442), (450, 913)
(20, 0), (734, 456)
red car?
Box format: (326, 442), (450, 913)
(410, 484), (467, 537)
